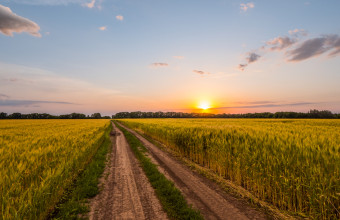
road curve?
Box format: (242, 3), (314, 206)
(118, 122), (268, 220)
(89, 122), (167, 220)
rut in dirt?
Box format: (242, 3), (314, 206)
(89, 122), (167, 220)
(118, 122), (269, 220)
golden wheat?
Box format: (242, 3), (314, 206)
(118, 118), (340, 219)
(0, 119), (110, 220)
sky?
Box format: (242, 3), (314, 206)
(0, 0), (340, 115)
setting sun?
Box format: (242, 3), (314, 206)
(198, 101), (210, 110)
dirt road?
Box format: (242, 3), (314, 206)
(118, 122), (269, 220)
(89, 122), (167, 220)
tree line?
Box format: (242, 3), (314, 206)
(113, 109), (340, 119)
(0, 112), (111, 119)
(1, 109), (339, 119)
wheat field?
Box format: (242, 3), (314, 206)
(118, 118), (340, 219)
(0, 119), (110, 220)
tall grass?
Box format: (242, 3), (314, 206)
(118, 119), (340, 219)
(0, 119), (110, 219)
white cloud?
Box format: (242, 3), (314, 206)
(240, 2), (254, 12)
(99, 26), (107, 31)
(288, 28), (308, 36)
(0, 4), (41, 37)
(116, 15), (124, 21)
(83, 0), (95, 8)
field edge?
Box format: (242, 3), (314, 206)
(49, 122), (113, 219)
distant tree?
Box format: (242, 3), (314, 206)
(9, 113), (22, 119)
(70, 113), (86, 119)
(308, 109), (334, 119)
(91, 113), (102, 119)
(112, 110), (338, 119)
(0, 112), (7, 119)
(59, 114), (71, 119)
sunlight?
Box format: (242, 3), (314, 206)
(198, 101), (210, 110)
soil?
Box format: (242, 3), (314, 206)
(118, 122), (270, 220)
(88, 122), (168, 220)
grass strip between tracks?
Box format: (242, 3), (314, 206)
(115, 122), (203, 220)
(50, 122), (113, 219)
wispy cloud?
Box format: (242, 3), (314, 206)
(1, 63), (164, 114)
(0, 62), (121, 109)
(247, 52), (260, 63)
(150, 63), (169, 67)
(240, 2), (254, 12)
(83, 0), (95, 8)
(239, 52), (261, 71)
(0, 91), (74, 106)
(240, 31), (340, 70)
(287, 35), (340, 61)
(289, 28), (308, 36)
(235, 101), (276, 105)
(266, 36), (297, 51)
(1, 77), (33, 84)
(193, 70), (210, 75)
(0, 4), (41, 37)
(82, 0), (101, 9)
(0, 93), (9, 100)
(238, 64), (247, 71)
(116, 15), (124, 21)
(173, 56), (184, 59)
(0, 99), (74, 106)
(98, 26), (107, 31)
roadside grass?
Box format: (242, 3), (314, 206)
(50, 122), (112, 219)
(114, 122), (203, 220)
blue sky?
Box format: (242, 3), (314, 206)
(1, 0), (340, 115)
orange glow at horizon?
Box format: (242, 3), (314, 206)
(198, 101), (211, 110)
(189, 97), (221, 113)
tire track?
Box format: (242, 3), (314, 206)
(89, 122), (167, 220)
(118, 122), (269, 220)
